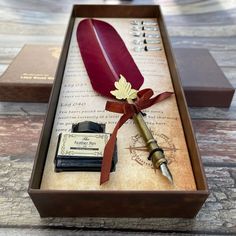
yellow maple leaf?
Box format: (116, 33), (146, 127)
(110, 75), (137, 100)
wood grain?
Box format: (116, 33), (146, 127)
(0, 116), (43, 160)
(0, 0), (236, 235)
(193, 120), (236, 165)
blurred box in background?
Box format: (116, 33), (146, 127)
(0, 45), (59, 102)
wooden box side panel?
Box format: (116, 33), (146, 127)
(0, 84), (51, 102)
(73, 4), (158, 18)
(29, 190), (208, 218)
(184, 89), (235, 107)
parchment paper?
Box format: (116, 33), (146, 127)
(40, 18), (196, 191)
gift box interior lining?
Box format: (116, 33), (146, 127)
(39, 13), (197, 191)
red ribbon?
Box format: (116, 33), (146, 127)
(100, 89), (173, 184)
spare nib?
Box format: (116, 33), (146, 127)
(160, 163), (173, 184)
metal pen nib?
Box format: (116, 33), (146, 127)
(160, 163), (173, 184)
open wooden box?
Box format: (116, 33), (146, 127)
(28, 5), (209, 218)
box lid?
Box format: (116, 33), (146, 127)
(0, 44), (58, 102)
(174, 48), (235, 107)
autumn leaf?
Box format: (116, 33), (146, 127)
(111, 75), (137, 100)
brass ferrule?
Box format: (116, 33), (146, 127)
(152, 156), (167, 168)
(146, 138), (157, 146)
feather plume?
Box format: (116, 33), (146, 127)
(77, 19), (144, 98)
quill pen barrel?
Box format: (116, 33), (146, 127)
(127, 99), (173, 183)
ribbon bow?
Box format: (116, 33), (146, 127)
(100, 89), (173, 184)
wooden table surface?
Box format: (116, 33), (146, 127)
(0, 0), (235, 235)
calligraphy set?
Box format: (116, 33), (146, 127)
(28, 5), (209, 218)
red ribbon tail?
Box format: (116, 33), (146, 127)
(100, 132), (116, 185)
(100, 113), (131, 185)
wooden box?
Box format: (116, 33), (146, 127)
(0, 45), (57, 102)
(28, 5), (209, 218)
(174, 48), (235, 107)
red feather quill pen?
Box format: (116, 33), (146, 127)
(77, 19), (173, 184)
